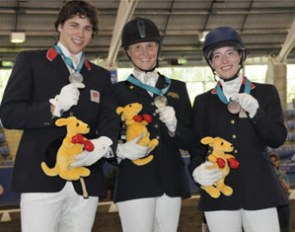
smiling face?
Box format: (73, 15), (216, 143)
(58, 15), (93, 55)
(127, 41), (159, 71)
(209, 46), (242, 80)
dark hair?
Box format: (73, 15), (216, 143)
(54, 0), (98, 36)
(270, 153), (280, 161)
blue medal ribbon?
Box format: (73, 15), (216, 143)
(215, 77), (251, 104)
(54, 45), (85, 73)
(127, 74), (171, 96)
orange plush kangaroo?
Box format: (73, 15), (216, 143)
(116, 103), (159, 166)
(201, 136), (239, 198)
(41, 116), (94, 181)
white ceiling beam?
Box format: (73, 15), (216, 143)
(275, 18), (295, 63)
(104, 0), (139, 68)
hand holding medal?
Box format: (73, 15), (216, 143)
(215, 77), (253, 117)
(154, 95), (167, 109)
(227, 99), (241, 114)
(230, 93), (259, 118)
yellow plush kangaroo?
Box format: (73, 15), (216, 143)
(201, 136), (240, 198)
(41, 116), (93, 181)
(116, 103), (159, 166)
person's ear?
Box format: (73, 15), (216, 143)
(57, 24), (63, 33)
(126, 49), (131, 57)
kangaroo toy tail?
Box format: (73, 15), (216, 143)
(41, 162), (59, 177)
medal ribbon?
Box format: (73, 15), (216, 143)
(127, 74), (171, 96)
(215, 77), (251, 104)
(54, 45), (84, 73)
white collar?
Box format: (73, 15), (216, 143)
(57, 42), (82, 68)
(132, 69), (159, 96)
(132, 69), (159, 87)
(220, 74), (243, 101)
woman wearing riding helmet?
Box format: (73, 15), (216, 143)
(112, 17), (192, 232)
(188, 26), (288, 232)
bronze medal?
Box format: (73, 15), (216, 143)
(154, 95), (167, 109)
(227, 100), (241, 114)
(69, 72), (83, 83)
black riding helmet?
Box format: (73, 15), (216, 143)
(203, 27), (246, 73)
(122, 17), (161, 49)
(122, 17), (161, 71)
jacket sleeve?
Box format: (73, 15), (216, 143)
(0, 51), (54, 130)
(94, 78), (121, 157)
(188, 93), (209, 174)
(251, 85), (287, 148)
(171, 81), (193, 150)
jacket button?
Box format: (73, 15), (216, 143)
(232, 134), (237, 139)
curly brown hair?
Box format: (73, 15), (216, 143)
(54, 0), (98, 37)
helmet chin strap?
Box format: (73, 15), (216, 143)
(134, 64), (157, 72)
(214, 71), (239, 82)
(212, 65), (243, 82)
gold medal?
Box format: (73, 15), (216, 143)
(227, 100), (241, 114)
(154, 95), (167, 109)
(69, 72), (83, 83)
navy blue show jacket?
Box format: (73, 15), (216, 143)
(0, 48), (120, 197)
(188, 80), (289, 211)
(113, 74), (192, 202)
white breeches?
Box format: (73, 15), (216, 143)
(117, 194), (181, 232)
(205, 207), (280, 232)
(20, 181), (99, 232)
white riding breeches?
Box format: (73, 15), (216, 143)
(205, 207), (280, 232)
(117, 194), (182, 232)
(21, 181), (99, 232)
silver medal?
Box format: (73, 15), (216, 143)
(154, 95), (167, 109)
(227, 100), (241, 114)
(69, 72), (83, 83)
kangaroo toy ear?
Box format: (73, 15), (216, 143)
(116, 107), (123, 115)
(201, 136), (213, 145)
(116, 107), (126, 121)
(55, 118), (67, 127)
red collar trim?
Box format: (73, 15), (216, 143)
(46, 47), (58, 61)
(242, 76), (256, 90)
(46, 47), (92, 71)
(84, 59), (91, 71)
